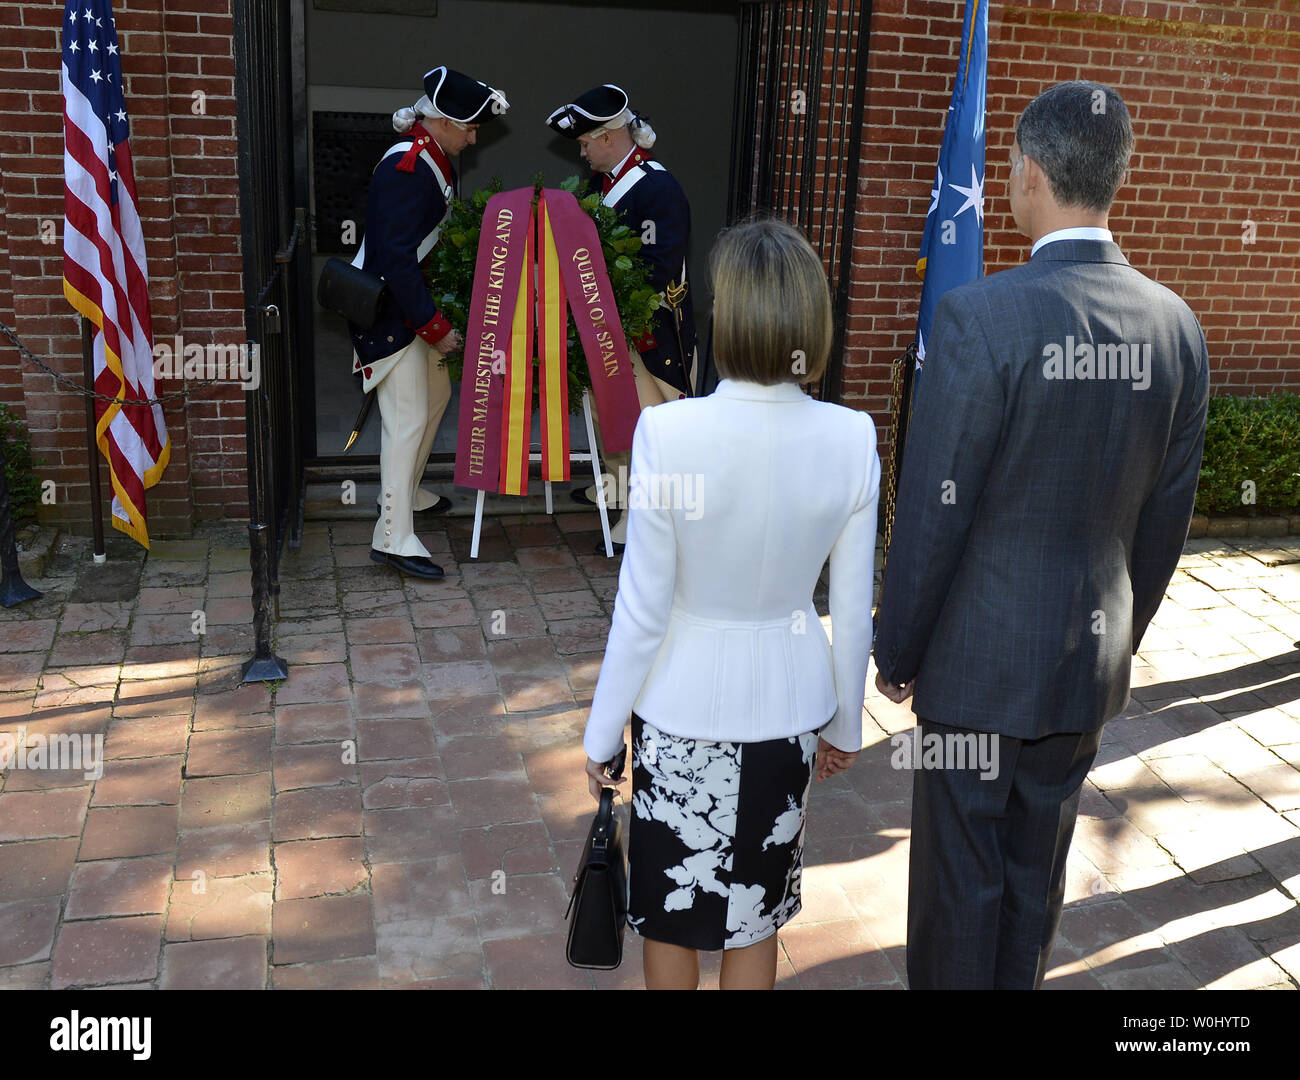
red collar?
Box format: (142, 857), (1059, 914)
(601, 148), (654, 193)
(395, 126), (454, 178)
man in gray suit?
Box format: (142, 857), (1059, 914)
(872, 81), (1210, 990)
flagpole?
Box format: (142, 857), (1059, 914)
(80, 316), (106, 563)
(880, 342), (917, 570)
(881, 0), (986, 595)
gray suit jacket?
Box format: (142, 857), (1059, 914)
(873, 238), (1210, 739)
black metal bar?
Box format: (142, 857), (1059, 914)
(80, 316), (105, 559)
(822, 2), (844, 254)
(775, 2), (793, 215)
(726, 2), (762, 221)
(821, 5), (842, 274)
(807, 2), (839, 401)
(822, 0), (873, 407)
(816, 0), (846, 401)
(289, 0), (317, 474)
(269, 1), (303, 571)
(259, 11), (285, 618)
(233, 0), (288, 682)
(769, 2), (790, 215)
(779, 3), (793, 215)
(724, 0), (872, 407)
(285, 207), (308, 548)
(800, 2), (829, 234)
(757, 3), (783, 212)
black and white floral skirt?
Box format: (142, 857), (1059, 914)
(627, 711), (819, 951)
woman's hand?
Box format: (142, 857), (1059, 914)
(815, 737), (859, 781)
(585, 756), (629, 801)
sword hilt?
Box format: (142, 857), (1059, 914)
(664, 279), (688, 311)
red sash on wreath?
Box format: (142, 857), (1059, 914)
(453, 188), (640, 496)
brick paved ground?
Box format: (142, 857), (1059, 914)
(0, 512), (1297, 990)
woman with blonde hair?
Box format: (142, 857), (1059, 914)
(582, 217), (882, 990)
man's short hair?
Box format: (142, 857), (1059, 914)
(1015, 81), (1134, 212)
(710, 217), (831, 386)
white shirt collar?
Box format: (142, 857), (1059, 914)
(608, 146), (638, 180)
(713, 378), (810, 402)
(1031, 226), (1113, 257)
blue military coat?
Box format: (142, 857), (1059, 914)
(587, 153), (697, 396)
(348, 136), (456, 372)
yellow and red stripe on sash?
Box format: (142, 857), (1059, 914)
(536, 194), (570, 482)
(498, 224), (535, 496)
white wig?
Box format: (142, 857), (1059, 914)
(587, 108), (657, 149)
(394, 95), (449, 133)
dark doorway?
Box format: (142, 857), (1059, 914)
(302, 0), (741, 468)
(249, 1), (872, 481)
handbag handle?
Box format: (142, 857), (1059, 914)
(590, 786), (615, 863)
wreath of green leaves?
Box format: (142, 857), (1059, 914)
(424, 174), (660, 413)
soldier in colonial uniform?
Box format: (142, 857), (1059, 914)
(546, 84), (697, 552)
(350, 66), (509, 579)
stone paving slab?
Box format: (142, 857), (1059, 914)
(0, 519), (1296, 989)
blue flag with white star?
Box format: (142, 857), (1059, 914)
(914, 0), (987, 362)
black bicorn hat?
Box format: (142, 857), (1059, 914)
(545, 84), (631, 138)
(423, 66), (509, 123)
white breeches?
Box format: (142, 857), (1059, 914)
(369, 337), (452, 558)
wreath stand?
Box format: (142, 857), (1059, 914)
(467, 388), (615, 560)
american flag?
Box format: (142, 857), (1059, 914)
(62, 0), (169, 548)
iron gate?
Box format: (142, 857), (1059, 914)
(728, 0), (873, 405)
(233, 0), (309, 681)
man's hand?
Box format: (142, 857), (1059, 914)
(875, 670), (915, 704)
(412, 312), (453, 348)
(433, 328), (462, 356)
(815, 737), (859, 781)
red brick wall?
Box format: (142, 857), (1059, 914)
(0, 0), (246, 541)
(5, 0), (1297, 537)
(843, 0), (1300, 462)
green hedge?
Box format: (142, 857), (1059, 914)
(1196, 393), (1300, 516)
(0, 404), (42, 527)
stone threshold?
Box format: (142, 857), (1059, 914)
(1189, 515), (1300, 540)
(305, 479), (608, 521)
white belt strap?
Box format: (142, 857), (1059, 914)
(351, 140), (454, 269)
(602, 159), (666, 209)
(602, 160), (686, 287)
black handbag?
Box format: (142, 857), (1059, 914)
(565, 784), (628, 969)
(317, 256), (388, 329)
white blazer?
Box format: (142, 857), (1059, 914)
(583, 377), (881, 763)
